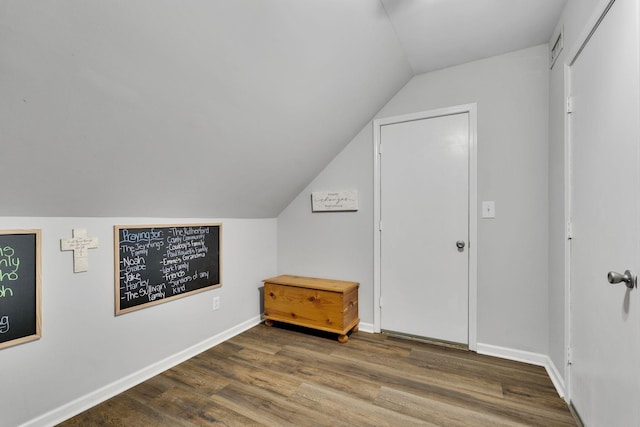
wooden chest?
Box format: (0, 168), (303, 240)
(262, 275), (359, 343)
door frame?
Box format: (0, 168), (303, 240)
(373, 104), (478, 351)
(563, 0), (620, 404)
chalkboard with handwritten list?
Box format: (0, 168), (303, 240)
(0, 230), (41, 350)
(114, 224), (221, 315)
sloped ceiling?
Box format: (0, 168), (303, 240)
(382, 0), (566, 74)
(0, 0), (565, 218)
(0, 0), (412, 217)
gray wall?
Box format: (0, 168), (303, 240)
(1, 217), (276, 427)
(278, 44), (550, 353)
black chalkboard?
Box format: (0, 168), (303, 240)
(0, 230), (41, 350)
(114, 224), (221, 315)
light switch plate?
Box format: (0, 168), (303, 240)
(482, 201), (496, 218)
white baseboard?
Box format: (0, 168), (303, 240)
(545, 355), (566, 400)
(477, 343), (566, 399)
(357, 322), (375, 333)
(23, 316), (263, 427)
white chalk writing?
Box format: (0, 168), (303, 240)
(0, 316), (9, 333)
(0, 246), (20, 283)
(118, 225), (216, 308)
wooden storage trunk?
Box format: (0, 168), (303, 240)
(262, 275), (359, 343)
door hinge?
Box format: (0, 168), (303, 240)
(566, 96), (574, 114)
(567, 347), (573, 366)
(567, 221), (574, 240)
(379, 296), (383, 308)
(379, 221), (383, 231)
(378, 142), (382, 155)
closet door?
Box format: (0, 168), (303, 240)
(568, 0), (640, 424)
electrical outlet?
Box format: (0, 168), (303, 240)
(212, 296), (220, 311)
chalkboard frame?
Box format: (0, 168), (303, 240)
(114, 223), (222, 315)
(0, 229), (42, 350)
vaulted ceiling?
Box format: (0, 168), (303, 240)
(0, 0), (565, 218)
(382, 0), (566, 74)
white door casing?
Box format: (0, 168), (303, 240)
(567, 0), (640, 424)
(373, 104), (477, 350)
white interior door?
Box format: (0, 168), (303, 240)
(569, 0), (640, 424)
(379, 111), (470, 344)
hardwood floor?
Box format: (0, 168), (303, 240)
(59, 324), (576, 426)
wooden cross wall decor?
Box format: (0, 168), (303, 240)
(60, 228), (99, 273)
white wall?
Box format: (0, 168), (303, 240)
(279, 44), (550, 353)
(547, 0), (606, 385)
(278, 126), (375, 322)
(0, 217), (276, 427)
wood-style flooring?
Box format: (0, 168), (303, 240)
(59, 324), (576, 426)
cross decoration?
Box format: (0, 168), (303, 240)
(60, 228), (99, 273)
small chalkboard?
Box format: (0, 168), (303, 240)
(114, 224), (221, 315)
(0, 230), (42, 350)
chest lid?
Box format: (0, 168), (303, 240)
(263, 275), (359, 293)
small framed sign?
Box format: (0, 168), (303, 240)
(311, 191), (358, 212)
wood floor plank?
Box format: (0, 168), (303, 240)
(330, 341), (506, 398)
(64, 393), (194, 427)
(145, 385), (259, 426)
(332, 332), (413, 359)
(58, 324), (576, 427)
(212, 382), (333, 427)
(282, 343), (505, 401)
(409, 346), (552, 386)
(190, 350), (302, 399)
(226, 332), (283, 355)
(374, 385), (527, 427)
(231, 347), (382, 402)
(344, 353), (572, 425)
(246, 322), (344, 353)
(500, 380), (573, 413)
(286, 382), (433, 427)
(194, 340), (245, 359)
(159, 361), (231, 397)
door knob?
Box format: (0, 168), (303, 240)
(607, 270), (637, 289)
(456, 240), (465, 250)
